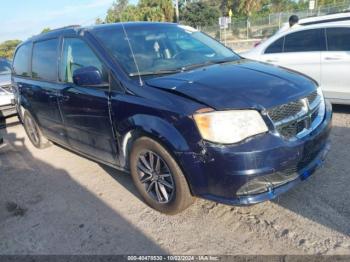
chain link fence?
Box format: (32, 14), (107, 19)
(200, 0), (350, 52)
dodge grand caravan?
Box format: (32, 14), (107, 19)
(13, 23), (332, 214)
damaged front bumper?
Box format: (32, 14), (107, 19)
(178, 101), (333, 206)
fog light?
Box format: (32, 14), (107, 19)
(237, 172), (299, 196)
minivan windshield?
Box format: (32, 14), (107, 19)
(92, 24), (240, 77)
(0, 59), (11, 75)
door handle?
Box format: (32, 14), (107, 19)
(325, 57), (342, 61)
(266, 59), (279, 63)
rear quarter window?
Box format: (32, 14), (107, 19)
(32, 38), (59, 82)
(265, 37), (284, 54)
(13, 43), (31, 77)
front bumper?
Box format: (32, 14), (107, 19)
(179, 101), (332, 205)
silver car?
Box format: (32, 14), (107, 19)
(242, 21), (350, 105)
(0, 58), (16, 118)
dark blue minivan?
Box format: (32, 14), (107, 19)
(12, 23), (332, 214)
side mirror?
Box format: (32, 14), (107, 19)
(73, 66), (103, 86)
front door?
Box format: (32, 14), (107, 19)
(58, 37), (117, 164)
(321, 27), (350, 101)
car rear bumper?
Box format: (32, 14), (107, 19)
(179, 101), (332, 205)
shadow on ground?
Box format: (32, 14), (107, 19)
(273, 105), (350, 236)
(0, 119), (165, 254)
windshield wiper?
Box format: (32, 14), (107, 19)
(180, 58), (237, 71)
(129, 58), (238, 77)
(129, 69), (183, 77)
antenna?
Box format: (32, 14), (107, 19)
(121, 23), (143, 87)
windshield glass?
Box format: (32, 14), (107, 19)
(0, 59), (11, 75)
(93, 24), (240, 76)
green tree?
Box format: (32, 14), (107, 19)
(269, 0), (297, 13)
(0, 40), (22, 59)
(181, 2), (221, 27)
(105, 0), (130, 23)
(139, 0), (174, 21)
(120, 5), (142, 21)
(104, 0), (174, 23)
(41, 27), (51, 34)
(231, 0), (264, 17)
(95, 17), (104, 24)
(317, 0), (343, 6)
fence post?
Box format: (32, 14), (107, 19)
(246, 19), (249, 39)
(278, 12), (282, 28)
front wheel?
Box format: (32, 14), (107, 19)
(130, 137), (194, 215)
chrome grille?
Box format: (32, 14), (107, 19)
(307, 90), (318, 105)
(267, 90), (325, 140)
(268, 101), (303, 122)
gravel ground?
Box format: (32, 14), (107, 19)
(0, 106), (350, 255)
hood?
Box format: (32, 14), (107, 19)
(0, 73), (11, 87)
(146, 59), (316, 110)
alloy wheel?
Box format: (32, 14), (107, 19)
(137, 150), (175, 204)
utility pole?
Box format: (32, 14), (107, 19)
(175, 0), (179, 23)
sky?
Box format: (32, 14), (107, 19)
(0, 0), (138, 42)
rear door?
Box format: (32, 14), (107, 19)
(58, 37), (117, 164)
(321, 27), (350, 101)
(262, 29), (325, 84)
(29, 38), (66, 142)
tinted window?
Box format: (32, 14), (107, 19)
(32, 39), (59, 81)
(60, 38), (107, 83)
(13, 43), (31, 77)
(284, 29), (324, 53)
(265, 37), (284, 54)
(327, 28), (350, 51)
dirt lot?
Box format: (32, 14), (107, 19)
(1, 106), (350, 255)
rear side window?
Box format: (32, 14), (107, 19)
(284, 29), (325, 53)
(326, 28), (350, 51)
(13, 43), (31, 77)
(265, 37), (284, 54)
(32, 39), (59, 81)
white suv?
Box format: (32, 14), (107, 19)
(242, 21), (350, 104)
(0, 58), (16, 118)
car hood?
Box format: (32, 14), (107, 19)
(146, 59), (316, 110)
(0, 73), (11, 87)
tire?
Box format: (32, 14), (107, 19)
(130, 137), (194, 215)
(23, 111), (51, 149)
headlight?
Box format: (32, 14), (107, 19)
(193, 110), (268, 144)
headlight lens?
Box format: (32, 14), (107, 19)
(193, 110), (268, 144)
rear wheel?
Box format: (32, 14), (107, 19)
(130, 137), (194, 214)
(23, 111), (51, 149)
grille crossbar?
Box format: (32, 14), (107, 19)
(267, 90), (324, 140)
